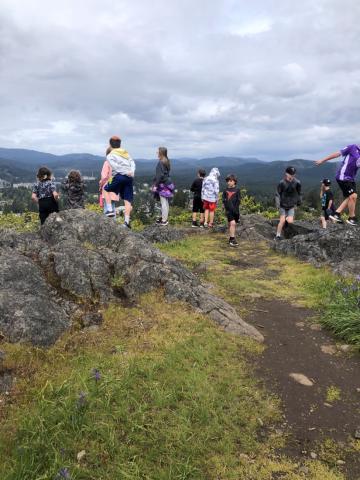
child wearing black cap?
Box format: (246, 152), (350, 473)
(320, 178), (335, 229)
(222, 174), (241, 247)
(275, 166), (302, 240)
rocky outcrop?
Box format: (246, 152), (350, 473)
(140, 224), (186, 244)
(273, 223), (360, 276)
(0, 210), (263, 346)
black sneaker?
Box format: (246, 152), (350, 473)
(155, 217), (162, 224)
(274, 235), (282, 241)
(199, 223), (204, 228)
(121, 221), (131, 229)
(229, 238), (239, 247)
(160, 220), (168, 226)
(329, 212), (343, 223)
(191, 221), (199, 228)
(346, 217), (358, 226)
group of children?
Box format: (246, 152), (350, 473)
(31, 138), (360, 244)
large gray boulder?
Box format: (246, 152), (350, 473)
(273, 223), (360, 275)
(0, 210), (263, 346)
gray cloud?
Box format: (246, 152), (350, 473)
(0, 0), (359, 160)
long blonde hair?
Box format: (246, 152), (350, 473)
(158, 147), (170, 170)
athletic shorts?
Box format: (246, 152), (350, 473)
(337, 179), (357, 198)
(38, 196), (59, 225)
(279, 207), (295, 218)
(226, 212), (240, 223)
(203, 200), (217, 212)
(192, 197), (204, 213)
(105, 174), (133, 203)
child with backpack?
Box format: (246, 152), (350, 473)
(275, 166), (302, 240)
(201, 167), (220, 228)
(222, 174), (241, 247)
(61, 170), (85, 209)
(315, 144), (360, 225)
(190, 168), (206, 227)
(320, 178), (335, 229)
(31, 166), (59, 225)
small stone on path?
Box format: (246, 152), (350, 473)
(324, 402), (333, 408)
(337, 460), (346, 465)
(310, 323), (322, 331)
(354, 428), (360, 439)
(321, 345), (337, 355)
(289, 373), (314, 387)
(310, 452), (317, 459)
(295, 322), (305, 328)
(338, 344), (352, 353)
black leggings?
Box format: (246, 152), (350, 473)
(38, 197), (59, 225)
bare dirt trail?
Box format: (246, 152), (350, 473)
(230, 240), (360, 479)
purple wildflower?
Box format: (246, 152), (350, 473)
(356, 275), (360, 282)
(77, 391), (87, 409)
(55, 467), (70, 479)
(91, 368), (101, 382)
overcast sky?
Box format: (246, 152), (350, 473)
(0, 0), (359, 160)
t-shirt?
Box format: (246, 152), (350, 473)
(336, 144), (360, 181)
(222, 187), (241, 214)
(321, 190), (334, 209)
(190, 178), (203, 198)
(32, 180), (56, 200)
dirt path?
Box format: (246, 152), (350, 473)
(232, 242), (360, 478)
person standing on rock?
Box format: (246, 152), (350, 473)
(274, 166), (302, 240)
(103, 136), (135, 228)
(222, 174), (241, 247)
(201, 167), (220, 228)
(320, 178), (335, 229)
(61, 170), (85, 209)
(190, 168), (206, 228)
(152, 147), (174, 226)
(31, 166), (59, 225)
(315, 144), (360, 226)
(99, 146), (120, 219)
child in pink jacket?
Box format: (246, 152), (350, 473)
(99, 148), (119, 216)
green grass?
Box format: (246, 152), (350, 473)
(160, 234), (360, 349)
(0, 293), (344, 479)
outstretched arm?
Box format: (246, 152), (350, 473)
(315, 151), (341, 166)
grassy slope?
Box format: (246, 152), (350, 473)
(0, 233), (353, 479)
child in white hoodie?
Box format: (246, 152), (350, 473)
(201, 167), (220, 228)
(103, 136), (135, 228)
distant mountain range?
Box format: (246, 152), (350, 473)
(0, 147), (339, 195)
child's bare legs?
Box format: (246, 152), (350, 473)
(103, 190), (112, 207)
(276, 215), (286, 236)
(209, 211), (215, 225)
(335, 197), (349, 215)
(348, 193), (357, 217)
(124, 200), (132, 223)
(229, 220), (236, 237)
(200, 212), (204, 224)
(192, 212), (197, 222)
(204, 209), (209, 224)
(320, 216), (327, 229)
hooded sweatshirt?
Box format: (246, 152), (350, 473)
(106, 148), (135, 177)
(201, 168), (220, 203)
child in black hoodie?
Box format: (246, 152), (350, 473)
(222, 174), (241, 247)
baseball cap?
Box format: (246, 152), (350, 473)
(322, 178), (331, 186)
(285, 166), (296, 175)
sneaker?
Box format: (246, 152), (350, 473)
(105, 209), (115, 217)
(329, 212), (343, 223)
(122, 221), (131, 229)
(346, 217), (358, 226)
(191, 221), (199, 228)
(208, 223), (214, 228)
(155, 217), (162, 224)
(274, 235), (282, 241)
(203, 223), (208, 228)
(229, 238), (239, 247)
(160, 220), (168, 226)
(199, 223), (205, 228)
